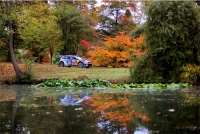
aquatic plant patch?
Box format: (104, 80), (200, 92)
(35, 78), (190, 90)
(35, 78), (112, 88)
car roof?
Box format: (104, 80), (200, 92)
(60, 55), (83, 59)
(61, 55), (78, 57)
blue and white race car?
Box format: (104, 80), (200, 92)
(59, 55), (92, 68)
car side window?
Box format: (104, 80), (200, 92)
(62, 56), (67, 59)
(62, 56), (70, 60)
(73, 57), (77, 60)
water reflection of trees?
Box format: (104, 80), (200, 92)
(0, 86), (34, 133)
(17, 96), (98, 134)
(0, 87), (98, 134)
(135, 90), (200, 133)
(89, 93), (150, 133)
(0, 101), (13, 132)
(0, 87), (199, 134)
(89, 91), (200, 134)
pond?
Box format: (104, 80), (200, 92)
(0, 85), (199, 134)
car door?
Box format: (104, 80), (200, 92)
(71, 56), (79, 66)
(63, 56), (72, 66)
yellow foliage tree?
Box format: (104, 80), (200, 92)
(88, 31), (145, 67)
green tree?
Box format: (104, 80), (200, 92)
(16, 2), (61, 64)
(15, 2), (55, 63)
(0, 1), (59, 81)
(54, 3), (88, 55)
(130, 1), (200, 83)
(0, 10), (8, 61)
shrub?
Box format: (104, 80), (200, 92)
(181, 64), (200, 85)
(20, 71), (34, 84)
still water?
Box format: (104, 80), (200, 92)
(0, 85), (199, 134)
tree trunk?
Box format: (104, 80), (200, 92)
(50, 48), (53, 64)
(6, 1), (22, 80)
(9, 20), (22, 77)
(6, 47), (11, 61)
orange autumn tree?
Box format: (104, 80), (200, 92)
(88, 31), (145, 67)
(89, 93), (150, 127)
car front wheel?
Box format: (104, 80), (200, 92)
(78, 62), (84, 68)
(59, 61), (64, 67)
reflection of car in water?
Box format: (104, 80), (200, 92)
(59, 93), (92, 106)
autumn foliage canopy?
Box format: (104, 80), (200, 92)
(88, 31), (145, 67)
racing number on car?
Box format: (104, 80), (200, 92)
(72, 60), (76, 65)
(72, 60), (79, 65)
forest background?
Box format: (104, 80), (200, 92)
(0, 0), (200, 85)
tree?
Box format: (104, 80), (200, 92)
(41, 18), (62, 64)
(72, 0), (101, 48)
(54, 3), (88, 55)
(0, 10), (8, 61)
(97, 0), (137, 37)
(4, 1), (22, 79)
(69, 0), (101, 55)
(88, 31), (145, 67)
(1, 1), (60, 81)
(130, 1), (200, 83)
(16, 2), (60, 64)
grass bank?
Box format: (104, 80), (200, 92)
(0, 62), (130, 84)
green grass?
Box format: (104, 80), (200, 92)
(32, 65), (130, 84)
(0, 63), (130, 84)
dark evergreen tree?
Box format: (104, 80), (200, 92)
(53, 3), (88, 55)
(130, 1), (200, 83)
